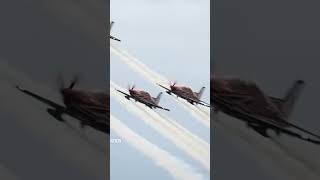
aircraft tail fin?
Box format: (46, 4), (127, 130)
(195, 87), (205, 99)
(110, 21), (114, 31)
(153, 92), (163, 105)
(281, 80), (305, 119)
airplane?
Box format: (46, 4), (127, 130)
(211, 77), (320, 145)
(16, 76), (109, 134)
(116, 85), (170, 111)
(110, 21), (121, 42)
(157, 81), (210, 107)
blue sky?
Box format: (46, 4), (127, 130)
(110, 0), (210, 179)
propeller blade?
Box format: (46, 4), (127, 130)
(68, 75), (81, 89)
(173, 81), (177, 86)
(169, 80), (177, 87)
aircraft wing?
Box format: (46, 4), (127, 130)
(77, 105), (108, 113)
(249, 111), (320, 144)
(236, 108), (320, 144)
(157, 83), (210, 107)
(269, 120), (320, 145)
(16, 86), (65, 111)
(68, 104), (109, 134)
(70, 103), (108, 124)
(157, 83), (171, 92)
(109, 21), (121, 41)
(17, 86), (110, 134)
(196, 99), (211, 107)
(181, 95), (211, 107)
(115, 89), (132, 99)
(110, 36), (121, 42)
(152, 104), (170, 111)
(286, 121), (320, 140)
(252, 115), (320, 145)
(214, 95), (320, 144)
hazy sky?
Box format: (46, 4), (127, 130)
(111, 0), (210, 179)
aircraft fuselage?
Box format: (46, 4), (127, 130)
(129, 89), (157, 108)
(60, 88), (109, 128)
(211, 77), (290, 136)
(170, 86), (199, 104)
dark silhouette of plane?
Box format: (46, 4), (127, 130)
(110, 21), (121, 42)
(211, 77), (320, 145)
(16, 76), (109, 134)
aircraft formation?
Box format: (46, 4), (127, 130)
(110, 21), (210, 112)
(211, 77), (320, 145)
(15, 21), (209, 136)
(17, 21), (320, 147)
(115, 82), (210, 112)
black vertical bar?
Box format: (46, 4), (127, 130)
(106, 0), (110, 179)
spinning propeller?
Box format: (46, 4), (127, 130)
(169, 80), (177, 88)
(127, 84), (136, 91)
(58, 74), (82, 93)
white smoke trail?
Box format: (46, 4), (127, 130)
(159, 113), (209, 150)
(111, 46), (167, 84)
(115, 47), (210, 117)
(142, 108), (209, 158)
(110, 46), (210, 128)
(110, 44), (320, 179)
(116, 47), (211, 119)
(174, 98), (210, 127)
(110, 114), (206, 180)
(110, 82), (210, 171)
(110, 81), (209, 154)
(110, 81), (209, 150)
